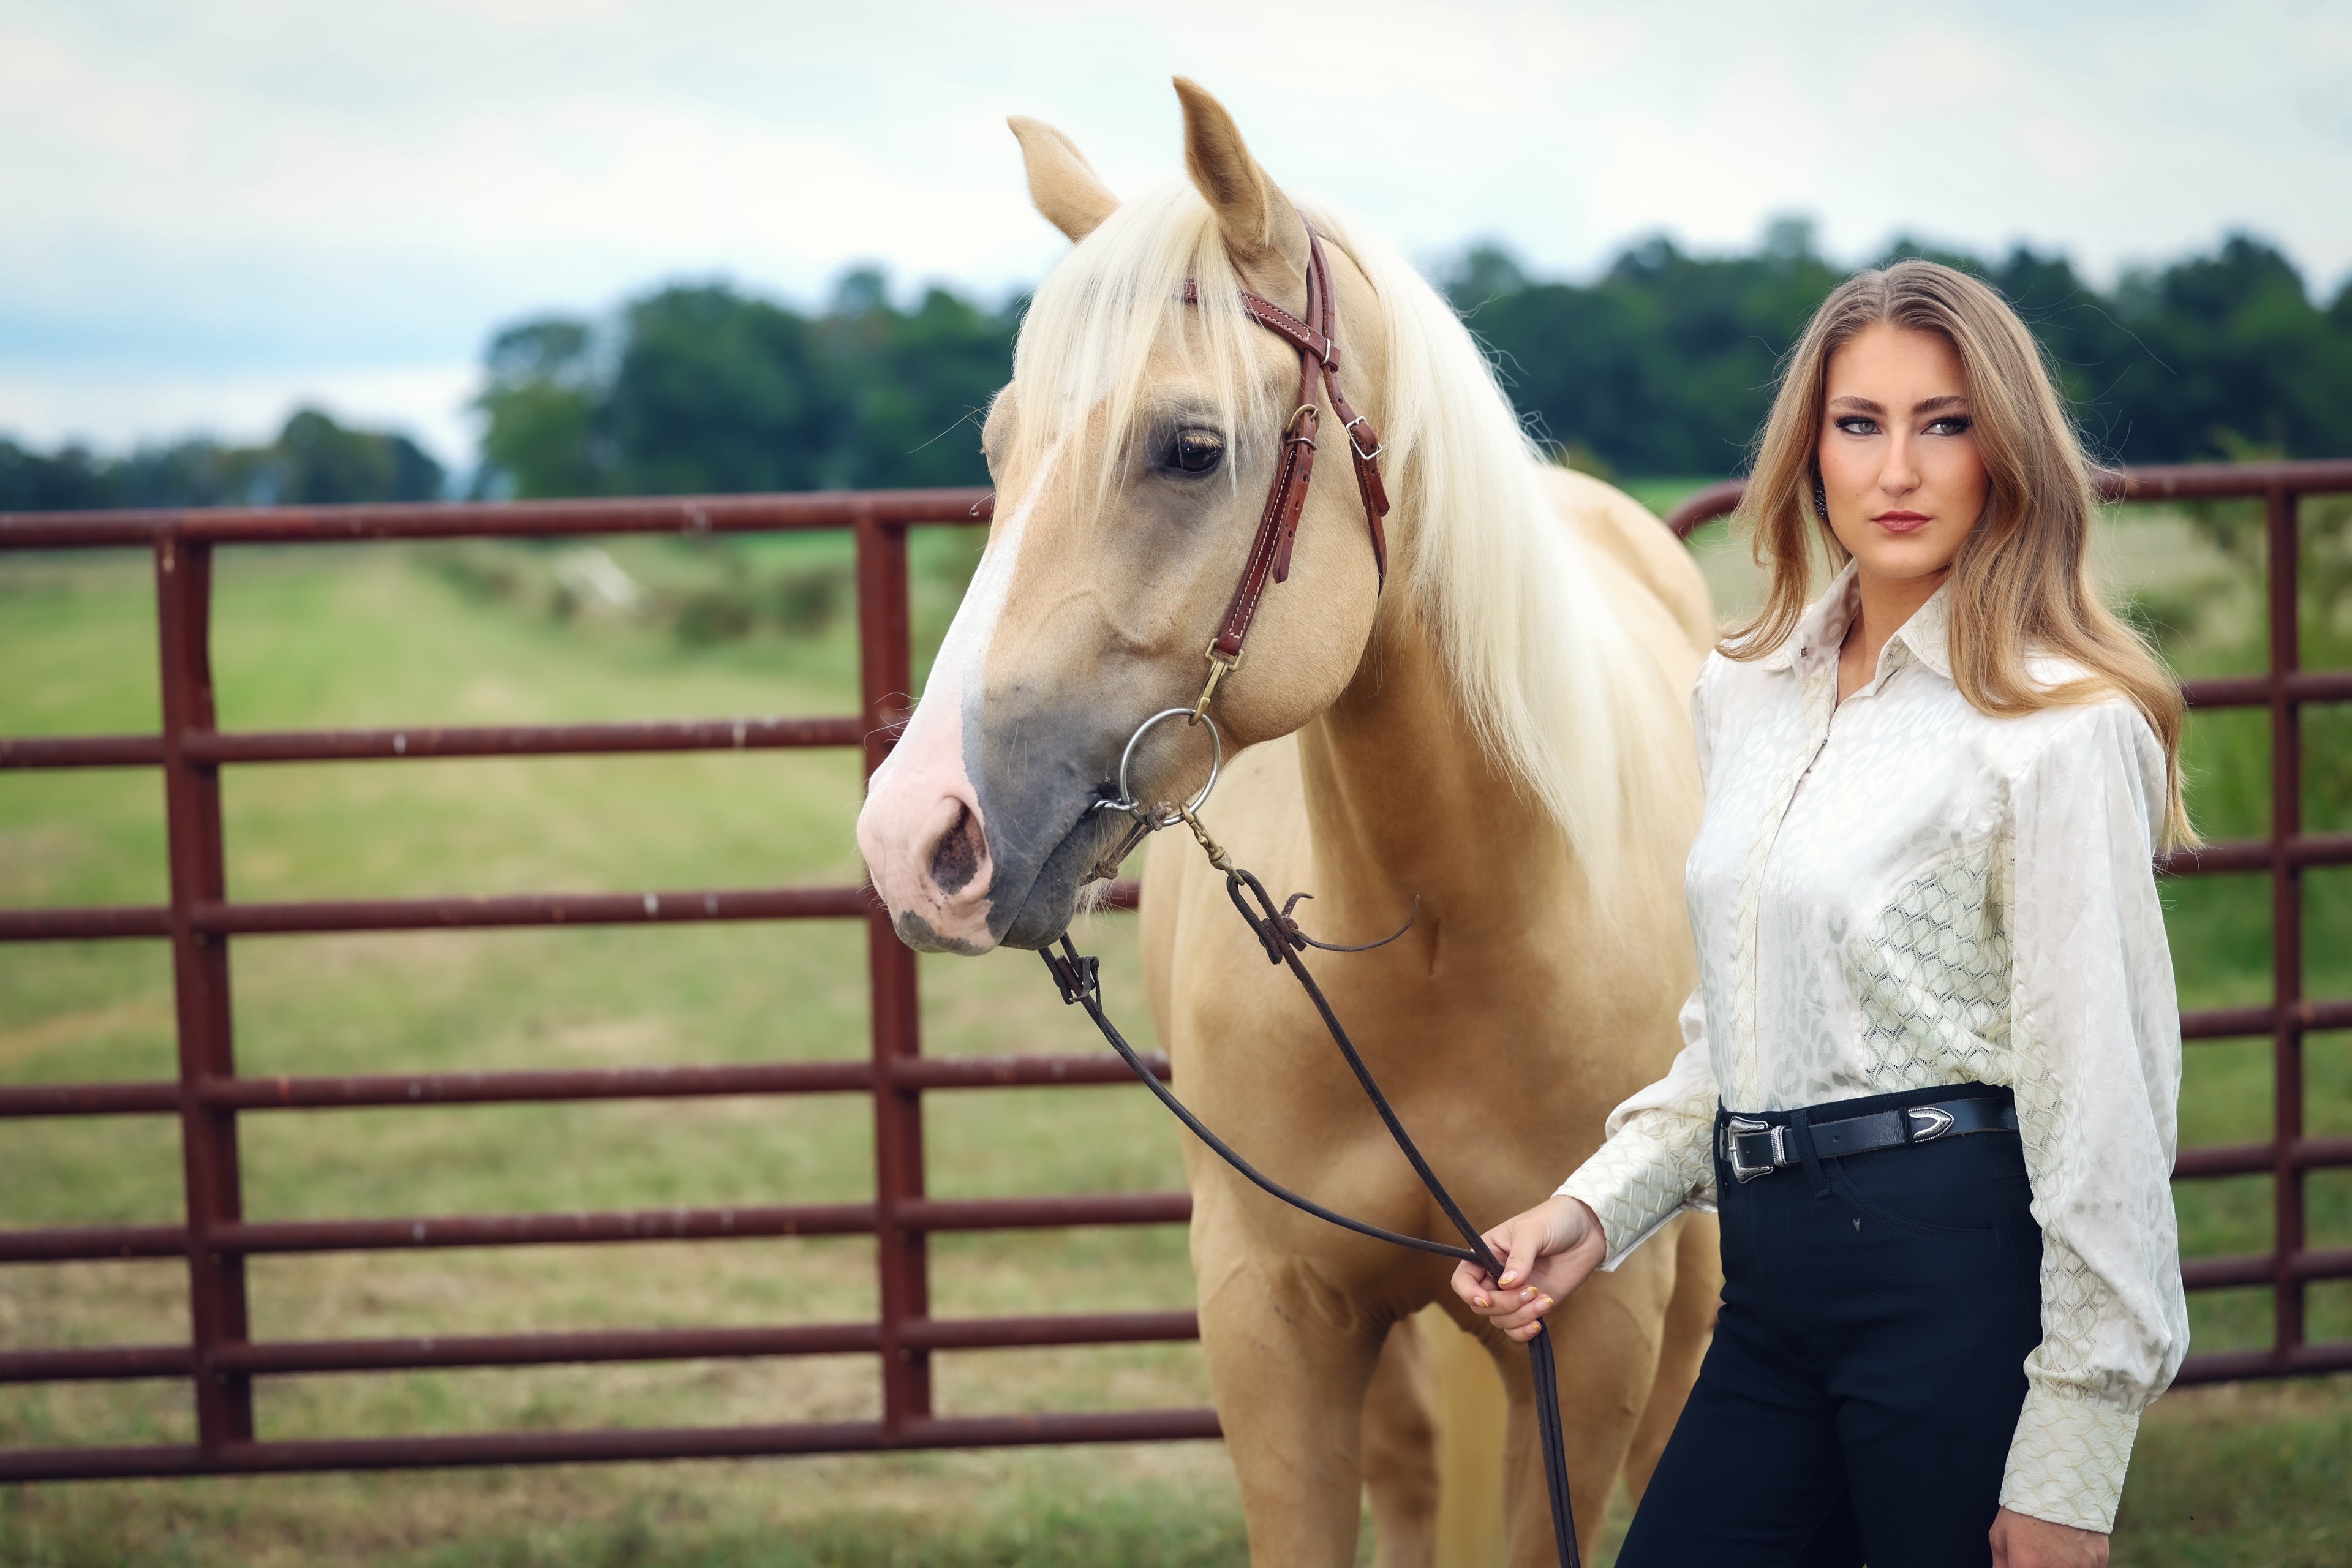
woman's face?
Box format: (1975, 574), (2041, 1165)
(1816, 322), (1988, 584)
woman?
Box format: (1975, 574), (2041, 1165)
(1453, 260), (2190, 1568)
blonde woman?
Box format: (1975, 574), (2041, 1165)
(1453, 260), (2189, 1568)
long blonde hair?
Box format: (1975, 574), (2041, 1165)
(1724, 259), (2195, 847)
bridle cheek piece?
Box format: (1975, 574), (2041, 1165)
(1181, 222), (1392, 723)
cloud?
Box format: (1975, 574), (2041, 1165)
(0, 0), (2344, 462)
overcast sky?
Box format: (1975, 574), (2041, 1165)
(2, 0), (2346, 473)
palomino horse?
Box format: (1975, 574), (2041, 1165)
(857, 80), (1721, 1568)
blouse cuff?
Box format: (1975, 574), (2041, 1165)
(1553, 1134), (1703, 1273)
(1999, 1385), (2142, 1534)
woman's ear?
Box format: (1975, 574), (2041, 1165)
(1009, 116), (1117, 243)
(1174, 77), (1310, 288)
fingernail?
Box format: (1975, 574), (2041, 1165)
(1498, 1272), (1518, 1287)
(1473, 1295), (1489, 1309)
(1520, 1287), (1537, 1301)
(1537, 1297), (1553, 1311)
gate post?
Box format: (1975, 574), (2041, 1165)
(155, 534), (255, 1450)
(2266, 487), (2305, 1363)
(856, 513), (932, 1429)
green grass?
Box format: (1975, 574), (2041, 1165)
(1, 492), (2348, 1564)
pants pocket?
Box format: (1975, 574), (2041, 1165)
(1823, 1137), (2032, 1242)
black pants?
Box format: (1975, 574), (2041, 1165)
(1616, 1083), (2043, 1568)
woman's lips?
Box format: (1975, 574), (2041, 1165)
(1873, 510), (1932, 535)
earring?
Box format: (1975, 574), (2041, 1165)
(1811, 474), (1830, 524)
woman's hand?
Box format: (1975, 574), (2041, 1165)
(1989, 1507), (2108, 1567)
(1448, 1194), (1608, 1341)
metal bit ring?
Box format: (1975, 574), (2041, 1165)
(1099, 706), (1223, 827)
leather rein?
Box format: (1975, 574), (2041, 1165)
(1049, 222), (1586, 1568)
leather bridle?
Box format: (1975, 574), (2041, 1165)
(1086, 222), (1394, 873)
(1182, 221), (1392, 722)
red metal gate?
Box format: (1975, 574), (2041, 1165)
(1, 461), (2347, 1482)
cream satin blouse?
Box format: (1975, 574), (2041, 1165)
(1557, 562), (2188, 1534)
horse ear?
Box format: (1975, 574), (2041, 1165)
(1174, 77), (1309, 281)
(1009, 116), (1118, 243)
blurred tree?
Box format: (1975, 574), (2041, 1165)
(2104, 235), (2352, 464)
(605, 284), (844, 494)
(1450, 224), (2352, 475)
(477, 318), (606, 499)
(820, 277), (1019, 489)
(108, 440), (274, 508)
(0, 440), (113, 510)
(472, 267), (1016, 499)
(1450, 223), (1843, 473)
(1, 412), (440, 512)
(276, 407), (443, 504)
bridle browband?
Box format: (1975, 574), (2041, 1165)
(1180, 222), (1391, 720)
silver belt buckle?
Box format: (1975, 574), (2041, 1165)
(1725, 1115), (1781, 1183)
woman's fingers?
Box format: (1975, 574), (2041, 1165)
(1483, 1223), (1526, 1288)
(1477, 1288), (1552, 1335)
(1449, 1258), (1497, 1310)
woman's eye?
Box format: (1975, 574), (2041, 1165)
(1926, 416), (1974, 437)
(1835, 416), (1879, 437)
(1167, 431), (1225, 473)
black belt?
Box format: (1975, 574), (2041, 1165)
(1721, 1096), (2018, 1184)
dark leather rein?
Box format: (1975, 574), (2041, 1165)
(1047, 221), (1585, 1568)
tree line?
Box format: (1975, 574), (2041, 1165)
(0, 407), (443, 513)
(1450, 221), (2352, 477)
(5, 225), (2348, 513)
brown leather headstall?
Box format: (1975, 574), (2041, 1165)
(1179, 224), (1391, 722)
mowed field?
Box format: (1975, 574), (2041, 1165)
(2, 487), (2348, 1566)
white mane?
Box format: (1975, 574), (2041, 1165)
(1009, 181), (1672, 876)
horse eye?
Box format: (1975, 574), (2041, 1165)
(1167, 430), (1224, 473)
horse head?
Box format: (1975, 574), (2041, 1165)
(857, 80), (1390, 954)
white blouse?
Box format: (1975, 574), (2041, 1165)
(1557, 561), (2188, 1534)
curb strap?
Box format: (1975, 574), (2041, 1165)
(1040, 823), (1583, 1568)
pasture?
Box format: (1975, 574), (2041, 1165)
(1, 483), (2346, 1564)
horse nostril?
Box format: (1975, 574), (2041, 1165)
(929, 801), (987, 895)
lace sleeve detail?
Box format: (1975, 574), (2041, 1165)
(1556, 988), (1719, 1270)
(1998, 701), (2188, 1532)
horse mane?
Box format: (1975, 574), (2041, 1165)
(1008, 181), (1675, 882)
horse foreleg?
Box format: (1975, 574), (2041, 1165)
(1360, 1312), (1442, 1568)
(1485, 1242), (1676, 1568)
(1196, 1246), (1392, 1568)
(1619, 1212), (1720, 1502)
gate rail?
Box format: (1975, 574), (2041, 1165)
(0, 460), (2347, 1482)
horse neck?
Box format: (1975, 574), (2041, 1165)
(1292, 599), (1574, 943)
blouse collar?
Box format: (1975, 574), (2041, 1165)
(1760, 559), (1954, 684)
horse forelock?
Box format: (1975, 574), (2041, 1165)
(1008, 179), (1284, 526)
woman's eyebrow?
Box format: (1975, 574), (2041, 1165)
(1911, 394), (1970, 415)
(1827, 395), (1886, 415)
